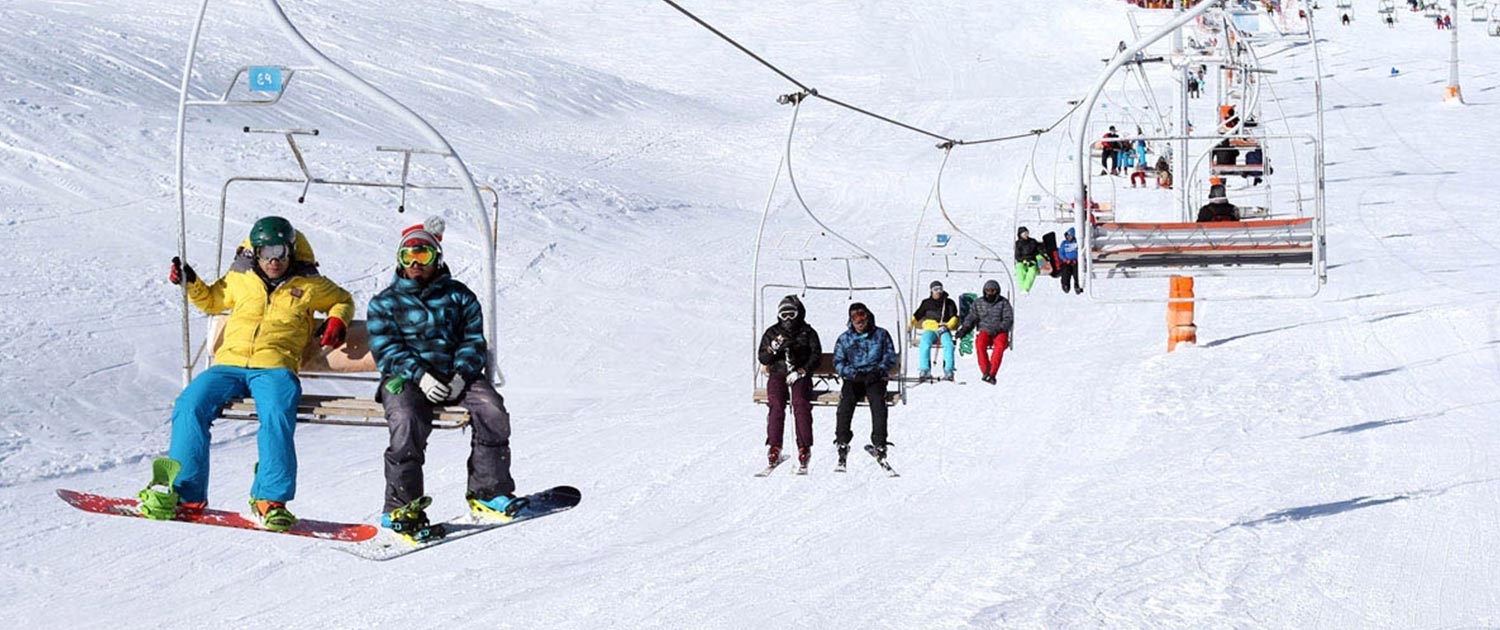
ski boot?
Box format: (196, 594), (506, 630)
(943, 370), (955, 382)
(249, 499), (296, 532)
(468, 492), (529, 520)
(137, 457), (182, 520)
(835, 442), (850, 468)
(918, 370), (931, 383)
(767, 445), (783, 467)
(383, 496), (445, 542)
(798, 446), (811, 467)
(871, 445), (889, 464)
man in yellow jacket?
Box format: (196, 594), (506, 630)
(157, 216), (353, 530)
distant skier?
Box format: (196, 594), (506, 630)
(757, 295), (822, 468)
(954, 280), (1014, 385)
(368, 217), (518, 539)
(1100, 126), (1122, 176)
(1156, 155), (1174, 189)
(1014, 227), (1046, 292)
(1057, 228), (1083, 295)
(911, 281), (960, 382)
(1187, 74), (1201, 99)
(1342, 12), (1351, 25)
(152, 216), (354, 531)
(1196, 184), (1241, 222)
(833, 303), (898, 467)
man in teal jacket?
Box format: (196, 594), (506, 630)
(368, 217), (519, 536)
(832, 302), (898, 467)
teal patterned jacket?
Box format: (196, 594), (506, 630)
(368, 267), (488, 382)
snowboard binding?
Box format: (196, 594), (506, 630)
(384, 496), (446, 543)
(137, 457), (182, 520)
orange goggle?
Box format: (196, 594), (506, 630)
(398, 245), (439, 268)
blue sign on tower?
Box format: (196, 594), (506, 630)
(248, 66), (284, 93)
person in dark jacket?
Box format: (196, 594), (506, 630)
(833, 302), (898, 465)
(369, 217), (518, 536)
(1014, 227), (1045, 292)
(757, 295), (822, 467)
(1057, 227), (1082, 294)
(1196, 183), (1240, 222)
(1100, 126), (1123, 175)
(955, 280), (1014, 385)
(910, 281), (959, 381)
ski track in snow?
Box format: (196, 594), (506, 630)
(2, 0), (1500, 627)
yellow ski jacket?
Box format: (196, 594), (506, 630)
(188, 233), (354, 372)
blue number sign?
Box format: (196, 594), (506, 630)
(248, 66), (283, 93)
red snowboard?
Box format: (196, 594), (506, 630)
(57, 489), (378, 543)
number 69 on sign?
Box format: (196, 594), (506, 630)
(248, 66), (283, 93)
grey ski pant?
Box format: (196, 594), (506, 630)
(382, 377), (515, 512)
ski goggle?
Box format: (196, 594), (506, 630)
(398, 245), (439, 268)
(850, 310), (870, 322)
(256, 244), (290, 261)
(778, 311), (797, 321)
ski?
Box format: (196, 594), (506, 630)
(56, 489), (378, 542)
(796, 461), (809, 475)
(864, 445), (900, 477)
(754, 455), (789, 477)
(339, 485), (581, 561)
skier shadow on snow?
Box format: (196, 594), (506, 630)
(1301, 399), (1500, 438)
(1200, 316), (1344, 348)
(1229, 478), (1500, 530)
(1232, 495), (1409, 528)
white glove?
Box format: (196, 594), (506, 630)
(785, 369), (803, 386)
(769, 336), (784, 352)
(445, 375), (467, 402)
(418, 373), (450, 403)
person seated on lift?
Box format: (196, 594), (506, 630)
(910, 281), (959, 382)
(1196, 184), (1240, 223)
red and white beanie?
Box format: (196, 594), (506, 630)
(399, 216), (445, 255)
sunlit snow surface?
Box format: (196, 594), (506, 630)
(1, 0), (1498, 627)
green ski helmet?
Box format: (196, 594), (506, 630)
(249, 216), (296, 248)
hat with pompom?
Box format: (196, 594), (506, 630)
(399, 216), (445, 257)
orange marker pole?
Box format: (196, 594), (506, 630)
(1167, 276), (1197, 352)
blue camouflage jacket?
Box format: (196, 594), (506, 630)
(833, 312), (898, 380)
(368, 267), (488, 382)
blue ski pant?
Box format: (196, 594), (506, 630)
(918, 330), (955, 373)
(168, 365), (301, 503)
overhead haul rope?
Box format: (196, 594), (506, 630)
(778, 91), (911, 382)
(660, 0), (1080, 148)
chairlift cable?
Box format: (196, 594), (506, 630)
(660, 0), (1070, 148)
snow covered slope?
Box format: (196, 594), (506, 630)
(2, 0), (1499, 627)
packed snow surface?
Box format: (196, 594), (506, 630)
(2, 0), (1499, 627)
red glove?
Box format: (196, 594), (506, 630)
(169, 257), (197, 285)
(320, 317), (347, 348)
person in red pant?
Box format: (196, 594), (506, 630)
(954, 280), (1014, 385)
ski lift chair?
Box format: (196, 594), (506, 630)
(749, 92), (911, 407)
(173, 0), (504, 430)
(752, 244), (906, 407)
(1072, 0), (1328, 301)
(905, 145), (1015, 381)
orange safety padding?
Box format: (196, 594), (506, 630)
(1167, 276), (1197, 352)
(1101, 218), (1314, 231)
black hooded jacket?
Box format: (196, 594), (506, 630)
(1015, 229), (1043, 264)
(758, 295), (823, 375)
